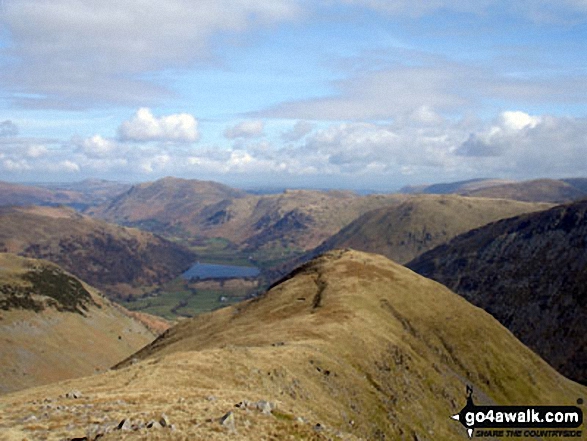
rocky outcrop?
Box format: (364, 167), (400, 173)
(408, 200), (587, 384)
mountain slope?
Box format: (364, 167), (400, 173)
(463, 178), (586, 203)
(87, 177), (406, 253)
(400, 177), (587, 203)
(0, 180), (131, 209)
(0, 254), (156, 394)
(304, 195), (551, 265)
(408, 200), (587, 384)
(1, 250), (583, 440)
(0, 205), (195, 299)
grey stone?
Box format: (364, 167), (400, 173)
(146, 420), (162, 429)
(117, 418), (132, 431)
(65, 390), (82, 399)
(256, 400), (275, 415)
(220, 411), (236, 432)
(159, 413), (170, 427)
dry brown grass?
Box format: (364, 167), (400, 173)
(0, 250), (584, 440)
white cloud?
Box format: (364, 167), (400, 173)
(26, 145), (48, 158)
(224, 120), (265, 139)
(1, 0), (302, 108)
(76, 135), (117, 157)
(500, 111), (541, 131)
(118, 108), (199, 143)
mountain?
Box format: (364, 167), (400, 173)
(408, 200), (587, 385)
(87, 176), (406, 254)
(464, 178), (587, 203)
(0, 180), (131, 210)
(303, 195), (551, 265)
(0, 205), (195, 299)
(1, 250), (583, 440)
(400, 178), (587, 203)
(399, 178), (514, 195)
(34, 179), (133, 210)
(86, 176), (248, 233)
(0, 253), (156, 394)
(0, 181), (82, 207)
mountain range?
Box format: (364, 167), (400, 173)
(301, 194), (551, 265)
(400, 178), (587, 203)
(1, 250), (583, 440)
(0, 205), (195, 300)
(408, 199), (587, 385)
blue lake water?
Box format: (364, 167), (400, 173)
(181, 262), (260, 280)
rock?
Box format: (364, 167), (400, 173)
(146, 420), (162, 429)
(256, 400), (275, 415)
(117, 418), (132, 431)
(206, 395), (217, 402)
(314, 423), (324, 432)
(235, 399), (251, 408)
(22, 415), (37, 422)
(65, 390), (82, 399)
(159, 413), (170, 427)
(220, 411), (236, 432)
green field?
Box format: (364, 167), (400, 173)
(121, 276), (259, 321)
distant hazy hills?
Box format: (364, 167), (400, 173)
(303, 195), (551, 265)
(0, 179), (131, 210)
(87, 176), (407, 252)
(401, 177), (587, 203)
(408, 199), (587, 385)
(2, 250), (583, 440)
(0, 253), (156, 394)
(0, 205), (195, 299)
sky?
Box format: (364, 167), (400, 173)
(1, 1), (587, 191)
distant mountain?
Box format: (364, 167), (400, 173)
(0, 205), (195, 299)
(87, 176), (407, 253)
(302, 195), (551, 265)
(464, 178), (587, 203)
(2, 250), (583, 440)
(399, 178), (514, 195)
(0, 179), (131, 210)
(401, 177), (587, 203)
(408, 200), (587, 384)
(0, 253), (156, 394)
(34, 179), (133, 209)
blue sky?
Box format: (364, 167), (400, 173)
(1, 1), (587, 190)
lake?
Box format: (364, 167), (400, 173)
(181, 262), (261, 280)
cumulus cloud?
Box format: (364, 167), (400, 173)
(0, 120), (19, 137)
(224, 120), (265, 139)
(118, 108), (199, 143)
(75, 135), (118, 157)
(455, 111), (587, 176)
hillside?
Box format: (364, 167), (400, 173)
(0, 254), (156, 394)
(303, 195), (551, 265)
(0, 181), (82, 207)
(0, 205), (195, 299)
(87, 177), (406, 255)
(0, 180), (131, 210)
(463, 178), (587, 203)
(86, 176), (249, 234)
(400, 177), (587, 203)
(1, 250), (583, 440)
(408, 200), (587, 385)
